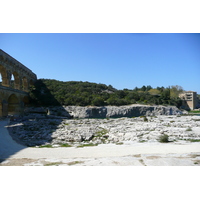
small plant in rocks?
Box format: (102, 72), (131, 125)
(116, 142), (124, 145)
(77, 143), (98, 148)
(60, 143), (72, 147)
(158, 134), (169, 143)
(95, 128), (108, 137)
(140, 116), (148, 122)
(39, 144), (53, 148)
(143, 116), (148, 122)
(186, 139), (200, 142)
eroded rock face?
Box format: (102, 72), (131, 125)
(40, 105), (184, 119)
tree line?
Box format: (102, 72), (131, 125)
(29, 79), (184, 108)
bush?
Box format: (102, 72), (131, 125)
(143, 116), (148, 122)
(158, 134), (169, 143)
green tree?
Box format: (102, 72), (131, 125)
(146, 85), (152, 91)
(170, 85), (184, 99)
(141, 85), (147, 91)
(92, 97), (105, 106)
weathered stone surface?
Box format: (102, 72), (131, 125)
(40, 104), (185, 119)
(8, 114), (200, 147)
(0, 49), (37, 117)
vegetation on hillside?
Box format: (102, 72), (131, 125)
(29, 79), (184, 107)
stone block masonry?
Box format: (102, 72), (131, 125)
(0, 49), (37, 117)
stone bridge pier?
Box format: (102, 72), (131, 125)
(0, 49), (37, 117)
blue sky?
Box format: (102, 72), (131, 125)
(0, 33), (200, 93)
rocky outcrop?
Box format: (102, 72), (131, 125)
(8, 115), (200, 147)
(42, 104), (184, 118)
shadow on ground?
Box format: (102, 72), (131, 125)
(0, 119), (26, 163)
(0, 80), (70, 163)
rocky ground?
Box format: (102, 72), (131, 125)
(7, 114), (200, 147)
(1, 114), (200, 166)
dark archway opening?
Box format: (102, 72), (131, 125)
(8, 94), (20, 116)
(22, 96), (29, 108)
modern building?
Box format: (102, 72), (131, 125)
(179, 91), (200, 110)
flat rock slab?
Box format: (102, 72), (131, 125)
(6, 142), (200, 159)
(1, 142), (200, 166)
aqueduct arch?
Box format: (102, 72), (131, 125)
(0, 49), (37, 117)
(8, 94), (19, 115)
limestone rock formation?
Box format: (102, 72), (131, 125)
(8, 115), (200, 147)
(44, 104), (184, 119)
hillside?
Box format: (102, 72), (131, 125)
(29, 79), (183, 107)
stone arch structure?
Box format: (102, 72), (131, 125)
(8, 94), (19, 115)
(0, 64), (9, 86)
(0, 49), (37, 117)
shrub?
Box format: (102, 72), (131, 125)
(186, 128), (192, 131)
(143, 116), (148, 122)
(158, 134), (169, 143)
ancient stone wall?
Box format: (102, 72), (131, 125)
(0, 49), (37, 117)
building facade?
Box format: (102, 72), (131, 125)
(179, 91), (200, 110)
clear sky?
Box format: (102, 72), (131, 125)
(0, 33), (200, 93)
